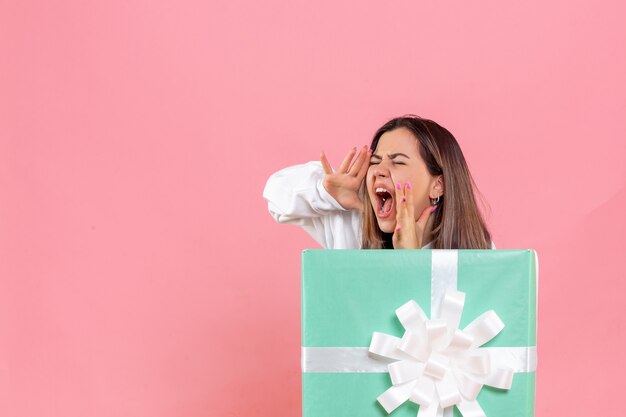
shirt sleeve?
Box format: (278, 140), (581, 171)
(262, 161), (362, 249)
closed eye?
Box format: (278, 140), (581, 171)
(369, 160), (406, 166)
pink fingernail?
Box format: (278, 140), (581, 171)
(407, 181), (412, 189)
(431, 205), (437, 212)
(396, 182), (401, 190)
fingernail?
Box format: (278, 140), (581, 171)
(406, 181), (412, 189)
(431, 205), (437, 212)
(396, 182), (401, 190)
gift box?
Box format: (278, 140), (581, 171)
(302, 250), (537, 417)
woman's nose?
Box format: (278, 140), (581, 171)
(373, 163), (390, 178)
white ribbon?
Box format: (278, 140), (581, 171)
(301, 346), (536, 374)
(369, 288), (517, 417)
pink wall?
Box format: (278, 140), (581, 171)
(1, 0), (624, 416)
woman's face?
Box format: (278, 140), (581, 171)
(366, 127), (442, 233)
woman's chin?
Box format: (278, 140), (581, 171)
(377, 219), (396, 234)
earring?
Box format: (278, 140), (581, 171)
(430, 196), (440, 206)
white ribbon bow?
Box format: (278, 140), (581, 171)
(369, 288), (514, 417)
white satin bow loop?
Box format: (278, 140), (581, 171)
(463, 311), (505, 348)
(368, 288), (516, 417)
(439, 289), (465, 331)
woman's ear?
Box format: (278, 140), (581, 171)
(430, 175), (444, 198)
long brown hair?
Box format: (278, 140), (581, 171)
(361, 115), (491, 249)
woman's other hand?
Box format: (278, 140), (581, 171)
(320, 146), (371, 211)
(392, 182), (436, 249)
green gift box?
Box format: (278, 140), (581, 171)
(302, 250), (537, 417)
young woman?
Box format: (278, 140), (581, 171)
(263, 115), (493, 249)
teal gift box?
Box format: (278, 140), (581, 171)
(302, 250), (537, 417)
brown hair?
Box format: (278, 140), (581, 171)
(361, 115), (492, 249)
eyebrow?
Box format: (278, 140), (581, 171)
(370, 153), (410, 160)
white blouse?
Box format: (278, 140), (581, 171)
(263, 161), (362, 249)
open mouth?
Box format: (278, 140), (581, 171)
(375, 187), (394, 218)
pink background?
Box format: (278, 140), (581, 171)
(1, 0), (625, 416)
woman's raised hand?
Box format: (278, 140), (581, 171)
(320, 146), (371, 211)
(392, 182), (436, 249)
